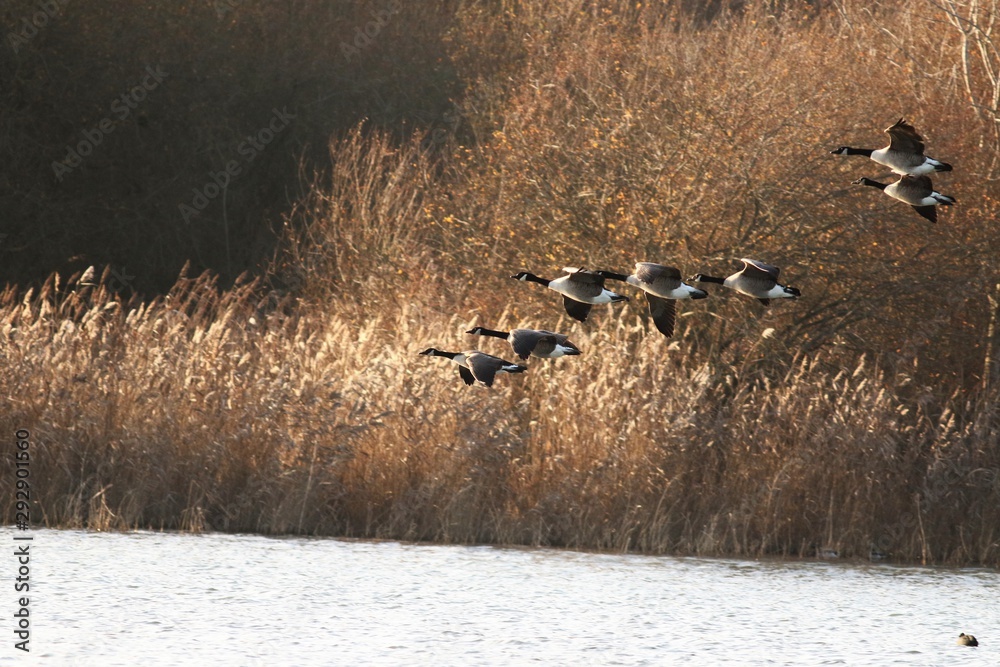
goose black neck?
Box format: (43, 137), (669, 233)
(474, 327), (509, 339)
(844, 147), (874, 157)
(424, 349), (458, 359)
(695, 274), (725, 285)
(520, 273), (550, 286)
(857, 177), (887, 190)
(597, 270), (629, 282)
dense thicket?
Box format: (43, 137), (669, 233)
(1, 0), (998, 565)
(0, 0), (461, 291)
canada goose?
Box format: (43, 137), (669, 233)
(597, 262), (708, 338)
(692, 258), (801, 305)
(510, 267), (628, 322)
(465, 327), (581, 360)
(831, 118), (953, 175)
(852, 175), (955, 223)
(419, 348), (527, 387)
(957, 633), (979, 647)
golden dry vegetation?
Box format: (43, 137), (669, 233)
(1, 0), (999, 565)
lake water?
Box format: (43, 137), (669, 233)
(6, 528), (998, 665)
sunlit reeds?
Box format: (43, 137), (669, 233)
(1, 0), (999, 566)
(2, 263), (997, 564)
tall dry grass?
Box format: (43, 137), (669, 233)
(1, 0), (999, 565)
(2, 268), (997, 562)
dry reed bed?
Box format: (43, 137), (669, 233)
(1, 1), (999, 565)
(1, 271), (997, 564)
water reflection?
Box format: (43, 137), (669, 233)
(12, 529), (999, 665)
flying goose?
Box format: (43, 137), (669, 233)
(692, 258), (801, 305)
(419, 348), (527, 387)
(597, 262), (708, 338)
(852, 175), (955, 223)
(465, 327), (581, 360)
(957, 633), (978, 647)
(510, 267), (628, 322)
(831, 118), (953, 175)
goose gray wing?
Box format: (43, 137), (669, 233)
(563, 267), (606, 299)
(912, 205), (937, 223)
(458, 365), (475, 386)
(885, 118), (925, 155)
(645, 293), (677, 338)
(508, 329), (542, 359)
(563, 296), (593, 322)
(634, 262), (681, 285)
(528, 334), (559, 357)
(739, 258), (781, 281)
(562, 266), (603, 281)
(901, 174), (933, 193)
(894, 175), (934, 203)
(466, 352), (502, 387)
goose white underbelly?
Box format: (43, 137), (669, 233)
(725, 277), (788, 299)
(884, 181), (933, 206)
(548, 276), (620, 303)
(871, 148), (931, 176)
(545, 344), (577, 358)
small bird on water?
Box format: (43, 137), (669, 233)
(957, 633), (978, 647)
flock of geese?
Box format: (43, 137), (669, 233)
(421, 119), (956, 387)
(420, 116), (980, 647)
(833, 118), (955, 223)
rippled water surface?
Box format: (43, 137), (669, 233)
(8, 528), (999, 665)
